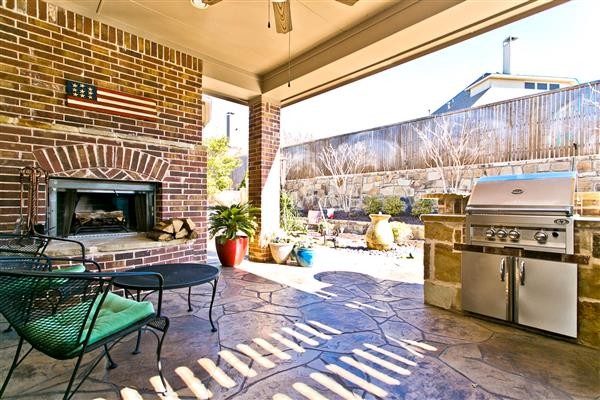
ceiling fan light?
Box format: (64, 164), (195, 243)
(271, 0), (287, 3)
(190, 0), (209, 9)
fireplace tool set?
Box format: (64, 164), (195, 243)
(16, 166), (49, 235)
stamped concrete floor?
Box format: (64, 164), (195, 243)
(1, 261), (599, 399)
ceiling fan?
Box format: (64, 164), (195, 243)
(190, 0), (360, 34)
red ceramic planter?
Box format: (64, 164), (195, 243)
(215, 236), (249, 267)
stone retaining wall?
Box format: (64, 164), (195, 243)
(284, 155), (600, 211)
(423, 214), (600, 349)
(297, 217), (425, 239)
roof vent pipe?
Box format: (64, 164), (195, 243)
(502, 36), (518, 75)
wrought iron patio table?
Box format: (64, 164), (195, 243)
(113, 263), (220, 352)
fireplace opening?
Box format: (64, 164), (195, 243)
(48, 178), (156, 237)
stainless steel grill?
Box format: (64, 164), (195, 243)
(461, 172), (578, 338)
(466, 172), (576, 254)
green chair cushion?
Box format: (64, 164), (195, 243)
(54, 264), (86, 273)
(21, 292), (154, 358)
(82, 292), (154, 348)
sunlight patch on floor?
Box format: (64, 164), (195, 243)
(235, 246), (423, 296)
(398, 338), (438, 351)
(175, 366), (213, 399)
(253, 337), (292, 360)
(236, 344), (276, 369)
(295, 322), (332, 340)
(386, 336), (425, 358)
(363, 343), (417, 367)
(269, 332), (306, 353)
(339, 356), (400, 385)
(292, 382), (330, 400)
(353, 348), (410, 375)
(307, 320), (343, 335)
(281, 327), (320, 346)
(218, 350), (258, 377)
(310, 372), (362, 400)
(120, 387), (143, 400)
(198, 358), (237, 388)
(347, 300), (386, 312)
(326, 363), (388, 398)
(149, 375), (178, 399)
(140, 320), (438, 400)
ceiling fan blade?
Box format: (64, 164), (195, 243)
(272, 1), (292, 33)
(203, 0), (223, 5)
(335, 0), (359, 5)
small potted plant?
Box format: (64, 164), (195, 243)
(209, 202), (259, 267)
(294, 238), (316, 268)
(268, 233), (295, 265)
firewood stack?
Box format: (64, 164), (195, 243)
(147, 218), (199, 241)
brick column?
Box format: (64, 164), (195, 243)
(248, 96), (281, 262)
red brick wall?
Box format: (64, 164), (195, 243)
(0, 0), (207, 263)
(248, 98), (280, 261)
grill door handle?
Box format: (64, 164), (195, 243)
(499, 258), (506, 282)
(518, 261), (525, 286)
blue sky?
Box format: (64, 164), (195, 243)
(204, 0), (599, 147)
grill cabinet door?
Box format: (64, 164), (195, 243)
(461, 251), (510, 321)
(515, 257), (577, 337)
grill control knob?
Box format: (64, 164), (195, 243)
(485, 228), (496, 239)
(534, 231), (548, 243)
(508, 229), (520, 241)
(496, 229), (508, 239)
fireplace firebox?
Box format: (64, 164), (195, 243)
(48, 178), (156, 237)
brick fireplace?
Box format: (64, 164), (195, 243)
(0, 0), (207, 268)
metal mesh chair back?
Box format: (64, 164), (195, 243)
(0, 257), (51, 272)
(0, 270), (109, 359)
(0, 233), (48, 257)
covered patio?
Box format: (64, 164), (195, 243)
(1, 249), (598, 399)
(1, 0), (599, 399)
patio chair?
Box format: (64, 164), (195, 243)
(0, 232), (49, 258)
(0, 231), (88, 264)
(0, 264), (169, 400)
(0, 255), (100, 333)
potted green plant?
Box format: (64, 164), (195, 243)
(209, 202), (259, 267)
(294, 238), (316, 268)
(268, 233), (295, 265)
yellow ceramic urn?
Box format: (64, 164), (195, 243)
(366, 213), (394, 250)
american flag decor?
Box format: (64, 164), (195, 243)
(65, 80), (157, 121)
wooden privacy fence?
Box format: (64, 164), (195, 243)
(283, 81), (600, 180)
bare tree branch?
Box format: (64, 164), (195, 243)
(318, 142), (368, 212)
(414, 115), (485, 194)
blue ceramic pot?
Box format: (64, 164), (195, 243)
(295, 247), (315, 268)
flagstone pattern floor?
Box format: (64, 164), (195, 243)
(1, 267), (599, 400)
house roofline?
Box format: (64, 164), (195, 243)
(465, 73), (579, 92)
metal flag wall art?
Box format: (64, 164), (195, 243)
(65, 80), (157, 121)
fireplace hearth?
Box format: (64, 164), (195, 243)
(48, 178), (156, 237)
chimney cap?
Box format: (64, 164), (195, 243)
(503, 36), (518, 44)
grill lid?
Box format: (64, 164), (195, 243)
(466, 172), (576, 215)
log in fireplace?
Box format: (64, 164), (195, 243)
(47, 178), (156, 237)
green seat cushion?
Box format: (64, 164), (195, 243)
(54, 264), (86, 273)
(83, 292), (155, 348)
(20, 292), (154, 359)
